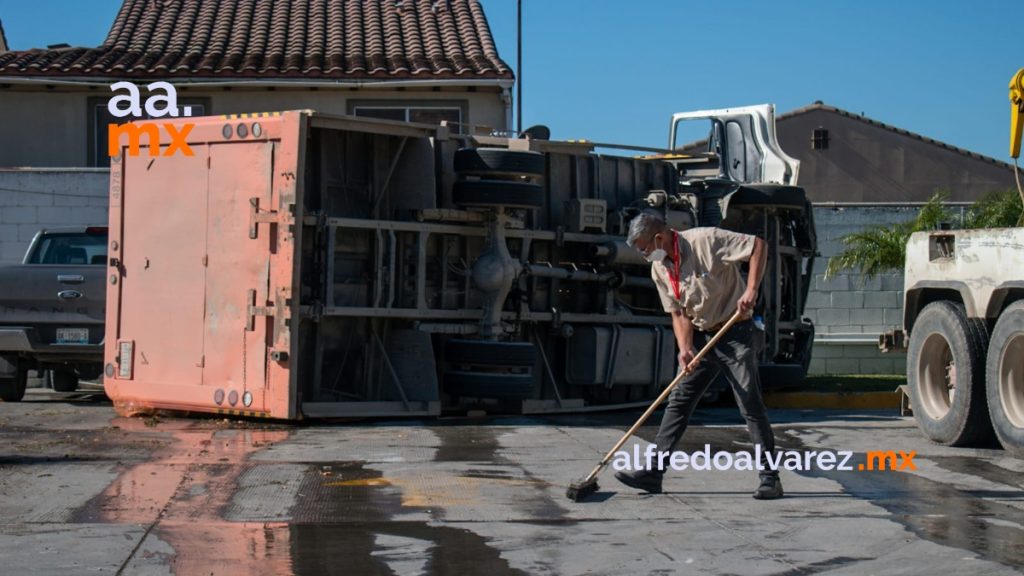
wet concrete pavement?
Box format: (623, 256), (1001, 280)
(1, 388), (1023, 575)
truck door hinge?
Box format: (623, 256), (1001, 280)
(247, 288), (275, 332)
(249, 197), (278, 239)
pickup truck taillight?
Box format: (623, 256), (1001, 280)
(86, 227), (109, 235)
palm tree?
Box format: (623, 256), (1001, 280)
(826, 189), (1024, 280)
(825, 191), (952, 280)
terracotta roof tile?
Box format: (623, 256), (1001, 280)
(0, 0), (510, 80)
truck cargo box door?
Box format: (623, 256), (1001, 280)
(203, 142), (273, 399)
(117, 150), (209, 385)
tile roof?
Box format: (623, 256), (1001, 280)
(0, 0), (512, 80)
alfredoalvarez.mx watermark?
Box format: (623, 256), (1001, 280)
(613, 444), (918, 473)
(107, 81), (194, 158)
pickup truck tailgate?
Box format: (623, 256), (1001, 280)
(0, 264), (106, 350)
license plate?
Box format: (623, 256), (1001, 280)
(56, 328), (89, 344)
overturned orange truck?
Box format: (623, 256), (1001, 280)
(104, 108), (817, 420)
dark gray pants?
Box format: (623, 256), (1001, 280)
(652, 319), (778, 478)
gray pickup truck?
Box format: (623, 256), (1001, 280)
(0, 226), (107, 401)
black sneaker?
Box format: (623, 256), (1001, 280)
(614, 469), (663, 494)
(753, 475), (783, 500)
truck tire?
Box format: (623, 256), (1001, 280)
(907, 301), (993, 446)
(452, 180), (544, 209)
(444, 370), (536, 399)
(986, 301), (1024, 455)
(0, 364), (28, 402)
(49, 370), (79, 393)
(454, 148), (545, 177)
(446, 339), (537, 367)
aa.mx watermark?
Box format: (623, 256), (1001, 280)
(107, 81), (194, 158)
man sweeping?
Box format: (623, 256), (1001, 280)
(618, 212), (783, 500)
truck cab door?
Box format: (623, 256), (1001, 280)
(670, 104), (800, 185)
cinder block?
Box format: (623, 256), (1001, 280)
(1, 207), (36, 224)
(858, 308), (885, 325)
(850, 274), (882, 291)
(811, 343), (846, 359)
(881, 274), (905, 291)
(818, 240), (845, 258)
(78, 207), (109, 224)
(15, 191), (54, 207)
(865, 291), (901, 309)
(817, 308), (851, 327)
(18, 224), (40, 242)
(60, 194), (91, 207)
(1, 242), (26, 263)
(884, 308), (905, 326)
(815, 273), (850, 292)
(0, 224), (18, 243)
(844, 345), (886, 359)
(860, 325), (890, 334)
(802, 309), (817, 325)
(857, 357), (895, 375)
(37, 206), (75, 224)
(825, 358), (860, 374)
(807, 358), (826, 376)
(805, 291), (830, 309)
(892, 355), (908, 374)
(832, 291), (865, 309)
(87, 195), (109, 208)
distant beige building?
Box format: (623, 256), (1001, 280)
(0, 0), (514, 168)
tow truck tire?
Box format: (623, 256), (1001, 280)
(986, 301), (1024, 455)
(454, 148), (546, 177)
(444, 370), (536, 400)
(0, 364), (28, 402)
(907, 301), (993, 446)
(49, 370), (79, 393)
(452, 180), (544, 209)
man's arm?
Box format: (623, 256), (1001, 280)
(737, 236), (767, 314)
(671, 310), (696, 372)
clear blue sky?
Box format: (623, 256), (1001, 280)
(1, 0), (1018, 160)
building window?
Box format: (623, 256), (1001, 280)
(812, 127), (830, 150)
(353, 106), (462, 131)
(91, 100), (208, 167)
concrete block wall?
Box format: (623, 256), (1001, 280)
(0, 169), (109, 263)
(803, 204), (966, 376)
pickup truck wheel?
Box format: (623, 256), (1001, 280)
(0, 365), (28, 402)
(907, 301), (993, 446)
(454, 148), (546, 178)
(49, 370), (79, 393)
(986, 301), (1024, 455)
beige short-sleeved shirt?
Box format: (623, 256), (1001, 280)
(651, 227), (755, 330)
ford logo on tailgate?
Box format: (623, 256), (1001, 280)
(57, 290), (84, 300)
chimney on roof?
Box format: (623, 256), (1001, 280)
(0, 18), (8, 53)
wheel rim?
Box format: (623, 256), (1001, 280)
(999, 331), (1024, 429)
(918, 332), (956, 420)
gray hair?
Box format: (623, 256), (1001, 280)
(625, 211), (666, 247)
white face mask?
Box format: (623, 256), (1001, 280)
(645, 237), (667, 263)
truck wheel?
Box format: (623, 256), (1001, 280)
(446, 339), (537, 367)
(49, 370), (79, 393)
(907, 301), (993, 446)
(452, 180), (544, 209)
(454, 148), (545, 177)
(986, 301), (1024, 455)
(0, 364), (28, 402)
(444, 370), (536, 399)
